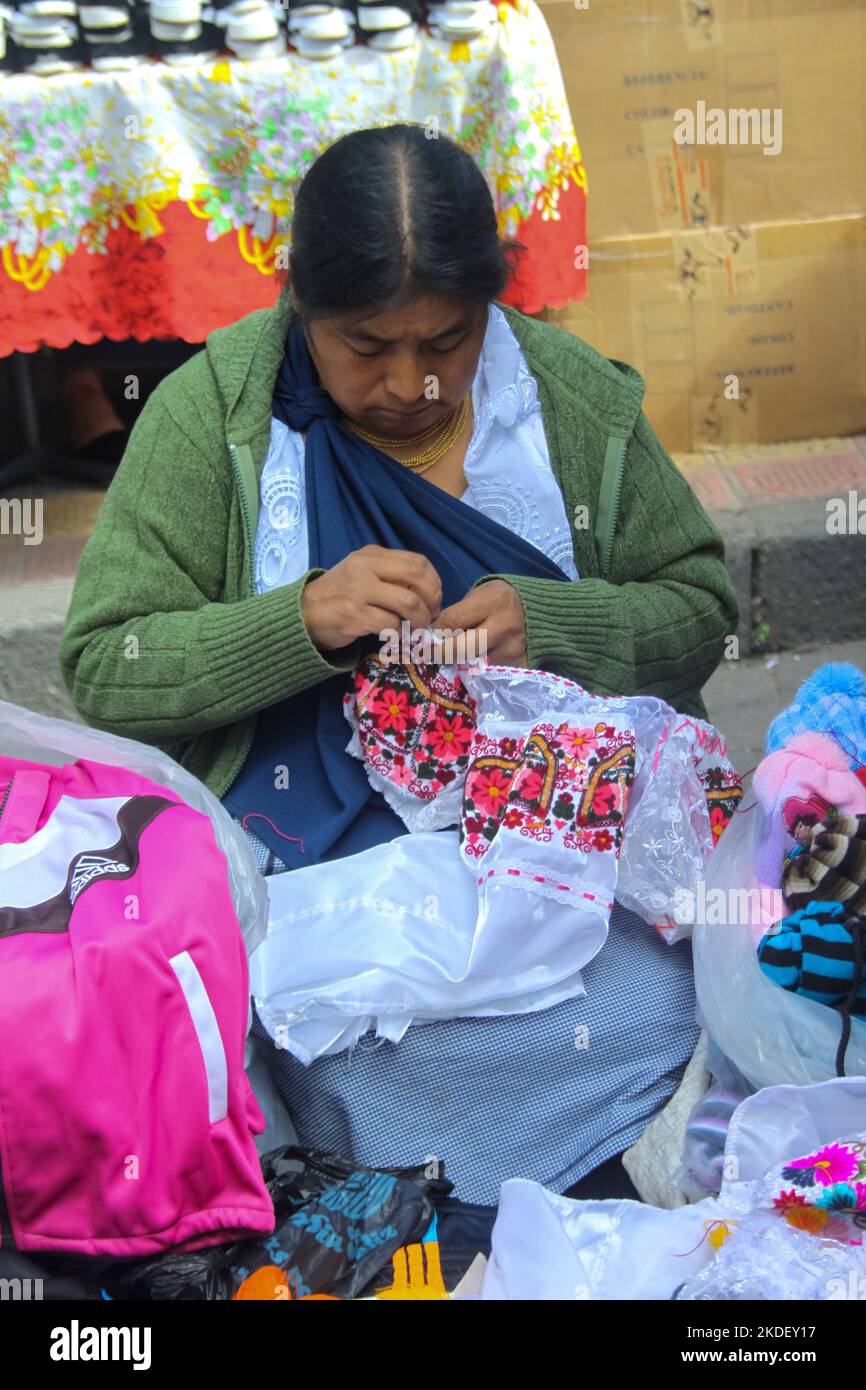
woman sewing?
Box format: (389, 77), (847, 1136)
(61, 124), (737, 1206)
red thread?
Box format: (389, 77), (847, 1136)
(652, 724), (671, 773)
(241, 813), (305, 853)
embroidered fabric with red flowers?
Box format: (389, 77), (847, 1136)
(343, 657), (477, 833)
(244, 661), (744, 1065)
(457, 667), (637, 921)
(345, 659), (639, 917)
(344, 658), (742, 932)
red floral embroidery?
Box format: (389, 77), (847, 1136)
(460, 720), (636, 864)
(700, 764), (744, 846)
(557, 725), (599, 759)
(471, 767), (515, 817)
(512, 767), (544, 803)
(773, 1190), (807, 1210)
(422, 714), (474, 761)
(369, 687), (417, 734)
(592, 783), (618, 817)
(348, 656), (476, 806)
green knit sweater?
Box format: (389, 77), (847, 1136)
(59, 301), (738, 799)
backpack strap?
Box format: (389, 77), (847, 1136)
(594, 435), (628, 582)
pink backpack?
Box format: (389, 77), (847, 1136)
(0, 754), (274, 1257)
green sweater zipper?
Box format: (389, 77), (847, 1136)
(224, 441), (259, 801)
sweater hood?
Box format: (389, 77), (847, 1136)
(202, 299), (647, 446)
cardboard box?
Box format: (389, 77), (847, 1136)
(539, 0), (866, 241)
(546, 213), (866, 454)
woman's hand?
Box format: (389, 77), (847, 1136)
(437, 579), (528, 666)
(301, 545), (442, 652)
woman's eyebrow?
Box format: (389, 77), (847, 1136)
(428, 320), (473, 342)
(345, 318), (473, 346)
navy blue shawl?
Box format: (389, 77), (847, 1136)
(222, 316), (570, 867)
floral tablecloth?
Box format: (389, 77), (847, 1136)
(0, 0), (587, 356)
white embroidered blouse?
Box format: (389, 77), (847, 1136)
(253, 303), (579, 594)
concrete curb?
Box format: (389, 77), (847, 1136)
(0, 581), (81, 722)
(714, 501), (866, 655)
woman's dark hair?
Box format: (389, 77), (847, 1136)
(286, 124), (522, 318)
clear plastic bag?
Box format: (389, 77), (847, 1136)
(692, 796), (866, 1088)
(615, 703), (715, 938)
(0, 699), (268, 956)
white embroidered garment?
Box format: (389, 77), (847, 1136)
(251, 666), (741, 1064)
(474, 1077), (866, 1301)
(252, 303), (579, 595)
(250, 829), (593, 1066)
(343, 661), (743, 933)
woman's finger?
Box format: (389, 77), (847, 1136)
(363, 581), (434, 632)
(358, 549), (442, 616)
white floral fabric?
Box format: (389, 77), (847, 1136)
(0, 2), (583, 276)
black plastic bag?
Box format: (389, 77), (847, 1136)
(106, 1147), (452, 1301)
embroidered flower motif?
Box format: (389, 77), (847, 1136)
(783, 1143), (860, 1189)
(592, 784), (618, 817)
(815, 1182), (864, 1212)
(709, 805), (729, 841)
(503, 809), (524, 829)
(369, 687), (416, 734)
(390, 762), (416, 788)
(511, 768), (544, 804)
(592, 830), (614, 852)
(472, 768), (514, 817)
(422, 714), (473, 761)
(783, 1205), (828, 1235)
(773, 1190), (807, 1210)
(824, 1214), (858, 1243)
(557, 726), (598, 760)
(351, 656), (476, 807)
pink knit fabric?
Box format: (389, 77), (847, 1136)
(0, 755), (273, 1256)
(753, 733), (866, 888)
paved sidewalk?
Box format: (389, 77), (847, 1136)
(674, 433), (866, 653)
(703, 637), (866, 782)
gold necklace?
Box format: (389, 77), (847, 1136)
(352, 409), (455, 449)
(346, 397), (470, 473)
